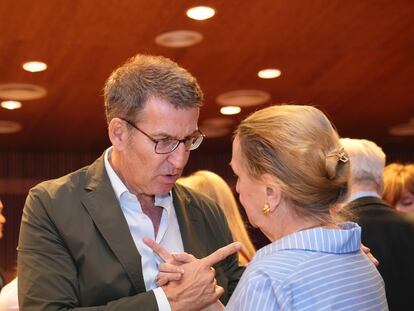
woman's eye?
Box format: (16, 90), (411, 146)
(401, 200), (414, 206)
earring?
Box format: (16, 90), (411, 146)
(262, 203), (270, 215)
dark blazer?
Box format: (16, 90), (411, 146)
(346, 196), (414, 311)
(17, 155), (244, 311)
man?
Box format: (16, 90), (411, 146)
(341, 138), (414, 311)
(18, 54), (244, 311)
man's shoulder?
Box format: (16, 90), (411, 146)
(29, 156), (104, 199)
(31, 165), (89, 195)
(349, 196), (414, 227)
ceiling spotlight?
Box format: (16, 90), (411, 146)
(155, 30), (203, 48)
(258, 68), (281, 79)
(1, 100), (22, 110)
(186, 6), (215, 20)
(0, 120), (22, 134)
(22, 61), (47, 72)
(220, 106), (241, 115)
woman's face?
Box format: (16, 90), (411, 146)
(395, 190), (414, 213)
(230, 136), (266, 228)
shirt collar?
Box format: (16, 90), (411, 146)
(256, 222), (361, 259)
(103, 147), (173, 209)
(346, 191), (380, 204)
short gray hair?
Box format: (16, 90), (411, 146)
(340, 138), (386, 194)
(104, 54), (203, 123)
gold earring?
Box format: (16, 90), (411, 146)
(263, 203), (270, 215)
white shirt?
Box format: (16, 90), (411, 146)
(104, 148), (184, 311)
(0, 278), (18, 311)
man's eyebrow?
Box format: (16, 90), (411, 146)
(153, 130), (198, 140)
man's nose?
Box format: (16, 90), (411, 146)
(168, 142), (190, 169)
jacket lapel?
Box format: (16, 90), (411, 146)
(80, 155), (146, 293)
(172, 184), (209, 259)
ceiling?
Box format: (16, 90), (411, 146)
(0, 0), (413, 153)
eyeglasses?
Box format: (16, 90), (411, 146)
(120, 118), (205, 154)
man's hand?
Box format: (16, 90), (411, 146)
(144, 238), (241, 311)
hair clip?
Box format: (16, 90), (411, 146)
(327, 148), (349, 164)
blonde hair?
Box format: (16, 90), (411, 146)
(178, 170), (256, 262)
(340, 138), (386, 194)
(383, 163), (414, 207)
(235, 105), (349, 224)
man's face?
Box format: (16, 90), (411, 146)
(117, 97), (200, 196)
(0, 200), (5, 240)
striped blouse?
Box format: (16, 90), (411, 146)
(226, 222), (388, 310)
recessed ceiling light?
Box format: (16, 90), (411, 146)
(389, 121), (414, 136)
(258, 68), (281, 79)
(22, 61), (47, 72)
(217, 90), (271, 107)
(0, 83), (47, 100)
(1, 100), (22, 110)
(202, 117), (234, 127)
(186, 6), (215, 20)
(155, 30), (203, 48)
(0, 120), (22, 134)
(220, 106), (241, 115)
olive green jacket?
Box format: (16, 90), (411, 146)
(17, 155), (244, 310)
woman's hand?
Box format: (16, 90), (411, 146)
(361, 244), (379, 266)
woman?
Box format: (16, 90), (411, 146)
(383, 163), (414, 213)
(148, 105), (387, 310)
(178, 170), (255, 265)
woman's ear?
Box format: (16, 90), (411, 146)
(263, 174), (282, 212)
(108, 118), (128, 151)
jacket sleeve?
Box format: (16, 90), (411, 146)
(17, 187), (159, 311)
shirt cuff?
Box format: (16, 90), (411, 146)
(153, 287), (172, 311)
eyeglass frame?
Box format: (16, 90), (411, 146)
(120, 118), (205, 154)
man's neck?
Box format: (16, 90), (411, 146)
(347, 181), (381, 203)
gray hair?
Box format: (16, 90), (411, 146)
(340, 138), (386, 194)
(104, 54), (203, 123)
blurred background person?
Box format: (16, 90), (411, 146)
(341, 138), (414, 311)
(178, 170), (255, 265)
(383, 163), (414, 213)
(0, 198), (18, 311)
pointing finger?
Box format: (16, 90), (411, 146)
(143, 237), (173, 262)
(201, 242), (241, 267)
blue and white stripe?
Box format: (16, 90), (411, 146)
(226, 222), (388, 310)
